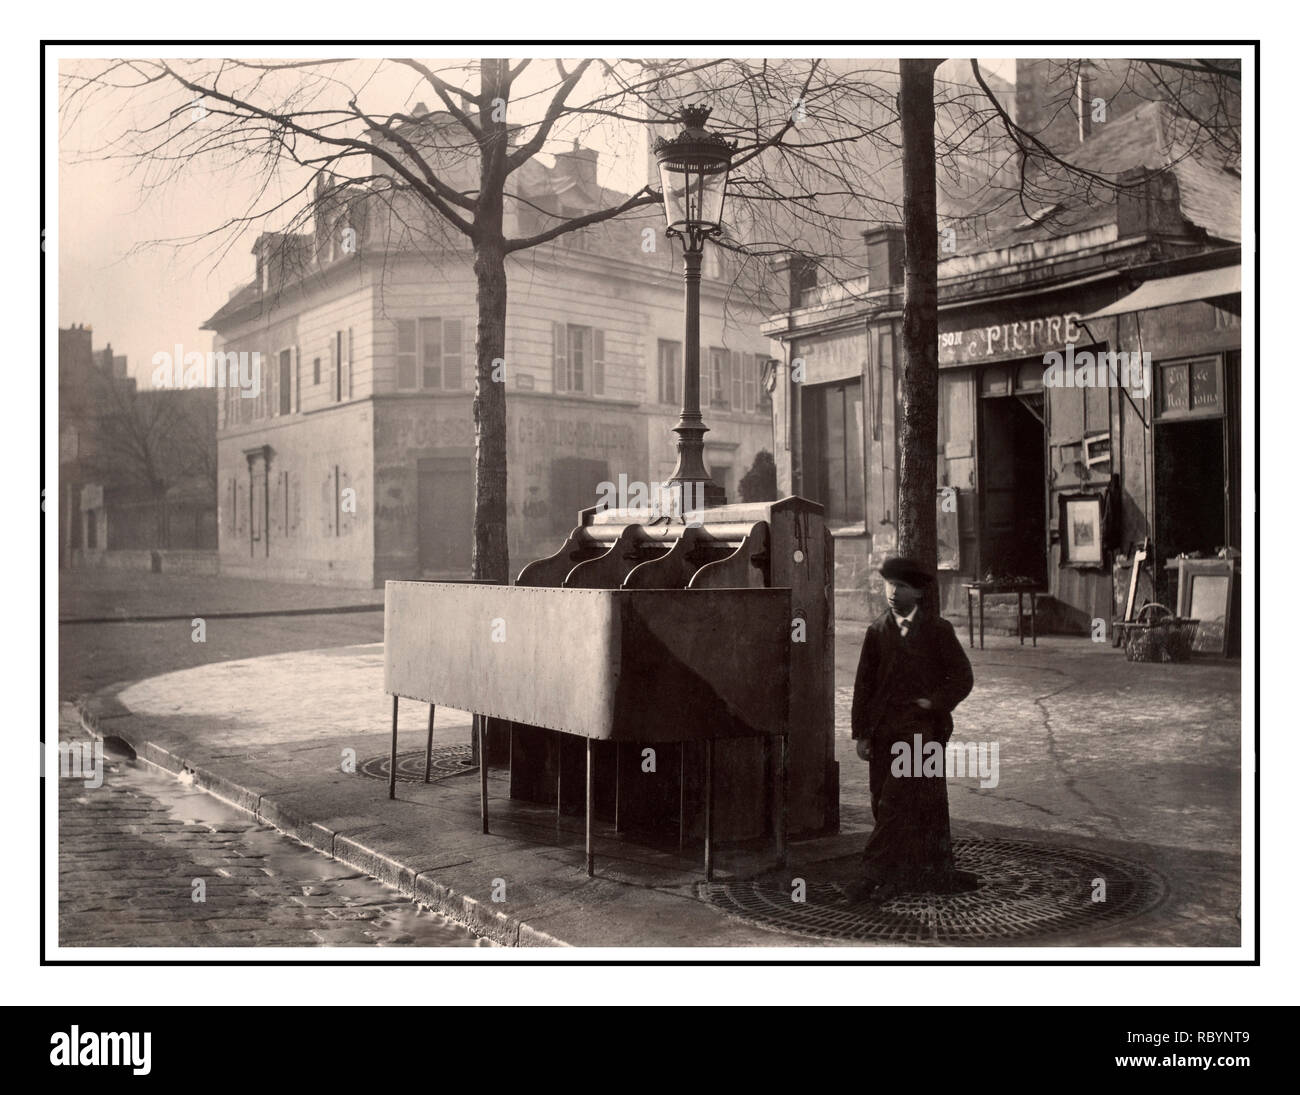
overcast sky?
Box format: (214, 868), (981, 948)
(58, 56), (1015, 381)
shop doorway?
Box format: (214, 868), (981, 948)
(1154, 417), (1229, 557)
(978, 393), (1047, 584)
(801, 378), (865, 526)
(417, 456), (473, 574)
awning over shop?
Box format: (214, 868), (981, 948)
(1082, 265), (1240, 319)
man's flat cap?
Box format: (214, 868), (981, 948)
(879, 556), (933, 586)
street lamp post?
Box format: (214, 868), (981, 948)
(654, 105), (735, 514)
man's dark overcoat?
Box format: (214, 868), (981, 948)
(850, 609), (975, 885)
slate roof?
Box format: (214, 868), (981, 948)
(941, 98), (1241, 257)
(202, 145), (659, 332)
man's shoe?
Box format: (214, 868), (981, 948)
(844, 879), (878, 903)
(871, 880), (901, 902)
(845, 877), (898, 904)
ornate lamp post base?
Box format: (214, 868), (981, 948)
(665, 244), (725, 512)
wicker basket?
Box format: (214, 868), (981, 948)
(1116, 603), (1199, 663)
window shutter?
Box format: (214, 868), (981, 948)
(553, 321), (567, 393)
(444, 319), (463, 389)
(733, 351), (745, 410)
(294, 347), (301, 412)
(347, 328), (354, 399)
(593, 329), (605, 396)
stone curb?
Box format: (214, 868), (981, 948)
(73, 686), (569, 949)
(60, 602), (385, 626)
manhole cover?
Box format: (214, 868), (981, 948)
(698, 838), (1166, 944)
(358, 745), (476, 784)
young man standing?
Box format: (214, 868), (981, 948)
(850, 556), (977, 899)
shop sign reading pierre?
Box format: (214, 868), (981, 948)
(939, 312), (1084, 368)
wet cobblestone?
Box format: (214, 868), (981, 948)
(57, 707), (490, 949)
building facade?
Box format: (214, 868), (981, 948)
(206, 125), (774, 587)
(763, 99), (1242, 631)
(59, 326), (218, 564)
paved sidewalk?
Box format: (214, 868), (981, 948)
(77, 629), (1243, 949)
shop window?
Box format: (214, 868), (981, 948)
(980, 365), (1012, 398)
(1016, 359), (1044, 391)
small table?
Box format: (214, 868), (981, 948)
(963, 582), (1041, 649)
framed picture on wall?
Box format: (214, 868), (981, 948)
(1059, 493), (1104, 566)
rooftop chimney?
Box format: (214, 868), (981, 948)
(554, 141), (599, 198)
(1116, 167), (1188, 239)
(862, 226), (905, 289)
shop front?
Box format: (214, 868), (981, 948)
(928, 288), (1128, 629)
(1085, 264), (1242, 653)
(768, 241), (1241, 637)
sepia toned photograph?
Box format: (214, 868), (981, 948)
(49, 43), (1251, 960)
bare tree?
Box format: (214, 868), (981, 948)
(896, 59), (943, 584)
(86, 370), (216, 547)
(61, 54), (1240, 584)
(62, 57), (903, 582)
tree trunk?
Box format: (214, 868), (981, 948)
(897, 59), (942, 608)
(472, 236), (509, 583)
(471, 59), (511, 584)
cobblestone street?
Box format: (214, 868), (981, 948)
(57, 706), (488, 948)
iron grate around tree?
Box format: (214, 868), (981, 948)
(698, 839), (1167, 944)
